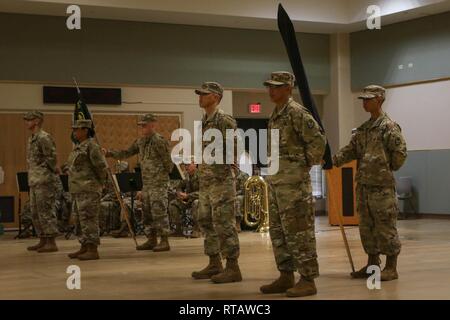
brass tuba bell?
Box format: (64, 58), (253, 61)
(244, 175), (269, 233)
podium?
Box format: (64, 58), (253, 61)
(326, 160), (359, 226)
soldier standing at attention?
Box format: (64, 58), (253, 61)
(333, 85), (407, 281)
(67, 120), (108, 260)
(260, 72), (326, 297)
(23, 111), (59, 253)
(103, 114), (174, 252)
(191, 82), (242, 283)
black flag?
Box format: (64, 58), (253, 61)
(73, 88), (95, 139)
(277, 4), (332, 169)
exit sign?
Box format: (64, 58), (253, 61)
(249, 103), (261, 114)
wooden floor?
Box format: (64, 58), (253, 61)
(1, 217), (449, 300)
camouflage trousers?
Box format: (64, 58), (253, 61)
(169, 198), (199, 229)
(29, 185), (58, 237)
(268, 180), (319, 279)
(142, 184), (170, 237)
(72, 192), (101, 246)
(357, 184), (401, 256)
(198, 176), (240, 259)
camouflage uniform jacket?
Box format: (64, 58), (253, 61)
(267, 98), (326, 184)
(67, 138), (108, 193)
(333, 112), (407, 187)
(198, 108), (237, 181)
(26, 129), (58, 187)
(107, 133), (173, 187)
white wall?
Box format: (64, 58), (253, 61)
(323, 33), (355, 153)
(351, 80), (450, 151)
(0, 82), (233, 137)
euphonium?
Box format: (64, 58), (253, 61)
(243, 175), (269, 233)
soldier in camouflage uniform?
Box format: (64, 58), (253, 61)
(260, 72), (326, 297)
(191, 82), (242, 284)
(67, 120), (108, 260)
(169, 161), (200, 237)
(104, 114), (174, 252)
(234, 170), (249, 233)
(333, 85), (407, 281)
(23, 111), (59, 252)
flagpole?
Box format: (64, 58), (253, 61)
(277, 4), (354, 271)
(72, 77), (81, 95)
(326, 171), (355, 273)
(72, 77), (139, 248)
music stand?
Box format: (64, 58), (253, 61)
(15, 172), (34, 239)
(115, 172), (143, 233)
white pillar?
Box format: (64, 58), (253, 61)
(323, 33), (355, 153)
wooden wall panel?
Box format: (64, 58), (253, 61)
(326, 161), (359, 226)
(157, 116), (181, 148)
(94, 115), (140, 171)
(0, 112), (180, 229)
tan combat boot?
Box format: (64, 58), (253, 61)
(136, 230), (157, 250)
(260, 271), (295, 294)
(153, 235), (170, 252)
(211, 258), (242, 283)
(77, 243), (99, 260)
(351, 254), (381, 279)
(286, 277), (317, 298)
(192, 255), (223, 279)
(381, 255), (399, 281)
(27, 237), (46, 251)
(68, 244), (87, 259)
(37, 237), (58, 253)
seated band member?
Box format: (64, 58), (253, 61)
(169, 161), (200, 238)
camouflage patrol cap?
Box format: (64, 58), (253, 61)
(264, 71), (296, 87)
(358, 85), (386, 100)
(195, 82), (223, 96)
(23, 110), (44, 120)
(72, 119), (93, 129)
(137, 113), (157, 125)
